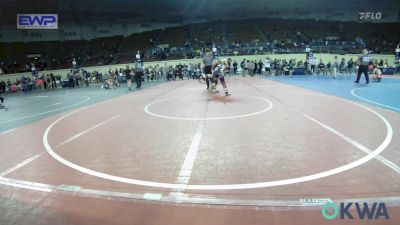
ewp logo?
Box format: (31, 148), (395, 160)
(322, 202), (390, 220)
(17, 14), (58, 29)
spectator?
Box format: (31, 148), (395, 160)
(31, 63), (37, 77)
(265, 58), (272, 76)
(310, 57), (318, 75)
(125, 65), (132, 90)
(50, 73), (57, 89)
(72, 58), (78, 69)
(317, 60), (326, 75)
(288, 59), (295, 76)
(339, 58), (346, 73)
(240, 59), (246, 77)
(327, 61), (332, 75)
(232, 60), (238, 75)
(257, 60), (263, 75)
(67, 70), (75, 89)
(372, 64), (382, 82)
(0, 80), (5, 105)
(347, 58), (354, 74)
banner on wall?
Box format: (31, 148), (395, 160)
(17, 14), (58, 29)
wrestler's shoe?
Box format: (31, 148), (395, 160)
(225, 92), (231, 96)
(211, 86), (219, 92)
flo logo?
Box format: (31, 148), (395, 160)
(322, 202), (390, 220)
(359, 11), (382, 20)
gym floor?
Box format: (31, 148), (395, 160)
(0, 75), (399, 225)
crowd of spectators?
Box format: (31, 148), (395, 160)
(1, 54), (398, 96)
(0, 37), (122, 74)
(0, 19), (399, 76)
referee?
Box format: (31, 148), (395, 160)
(134, 61), (143, 89)
(0, 94), (4, 106)
(202, 48), (214, 90)
(0, 80), (5, 107)
(355, 49), (371, 84)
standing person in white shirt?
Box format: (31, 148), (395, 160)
(332, 56), (339, 79)
(264, 58), (271, 76)
(187, 64), (193, 79)
(72, 58), (78, 70)
(31, 63), (37, 78)
(310, 57), (318, 75)
(240, 59), (246, 77)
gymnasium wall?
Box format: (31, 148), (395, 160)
(1, 10), (399, 43)
(0, 22), (177, 42)
(0, 53), (396, 83)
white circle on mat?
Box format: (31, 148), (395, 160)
(43, 94), (392, 190)
(144, 95), (273, 120)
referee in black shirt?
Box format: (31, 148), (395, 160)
(202, 48), (214, 89)
(0, 80), (5, 107)
(135, 61), (143, 88)
(355, 49), (371, 84)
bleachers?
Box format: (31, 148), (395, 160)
(189, 22), (225, 47)
(160, 26), (188, 47)
(118, 30), (162, 63)
(259, 19), (297, 43)
(45, 40), (87, 69)
(1, 43), (27, 73)
(227, 21), (261, 43)
(84, 36), (123, 66)
(1, 18), (399, 73)
(123, 30), (162, 52)
(296, 20), (339, 42)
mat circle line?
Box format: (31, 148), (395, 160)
(351, 88), (400, 111)
(43, 94), (392, 190)
(144, 95), (273, 120)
